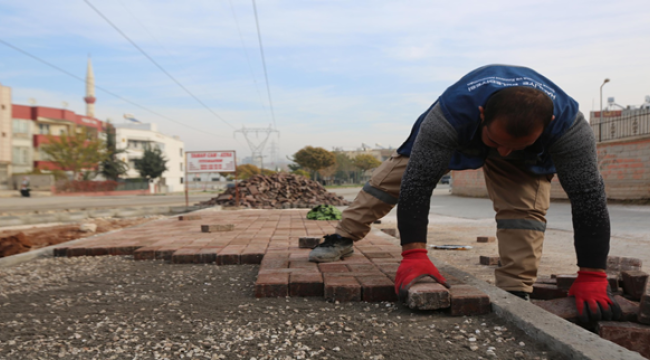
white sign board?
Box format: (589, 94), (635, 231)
(187, 151), (236, 173)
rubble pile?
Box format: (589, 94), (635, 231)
(199, 173), (350, 209)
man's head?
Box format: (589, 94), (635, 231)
(479, 86), (555, 157)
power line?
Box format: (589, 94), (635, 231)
(251, 0), (277, 128)
(83, 0), (236, 130)
(0, 38), (230, 139)
(227, 0), (271, 122)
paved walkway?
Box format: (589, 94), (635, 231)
(55, 209), (404, 303)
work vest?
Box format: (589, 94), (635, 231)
(396, 65), (579, 175)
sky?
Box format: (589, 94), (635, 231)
(1, 0), (649, 164)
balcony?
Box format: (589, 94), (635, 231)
(33, 134), (56, 148)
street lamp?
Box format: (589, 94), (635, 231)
(599, 78), (610, 142)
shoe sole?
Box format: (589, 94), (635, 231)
(308, 248), (354, 263)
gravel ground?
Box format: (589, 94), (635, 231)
(0, 257), (566, 360)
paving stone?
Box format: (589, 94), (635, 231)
(607, 256), (643, 274)
(324, 274), (361, 302)
(198, 247), (221, 264)
(380, 228), (398, 238)
(255, 273), (289, 297)
(614, 295), (640, 322)
(53, 247), (68, 257)
(289, 273), (323, 297)
(356, 275), (397, 302)
(86, 247), (109, 256)
(598, 322), (650, 358)
(154, 247), (177, 261)
(639, 276), (650, 324)
(556, 273), (619, 292)
(66, 247), (87, 257)
(622, 270), (649, 301)
(240, 247), (265, 264)
(109, 246), (140, 256)
(172, 248), (202, 264)
(449, 285), (491, 316)
(217, 246), (244, 265)
(134, 247), (159, 261)
(476, 236), (495, 243)
(318, 263), (350, 273)
(201, 224), (235, 232)
(536, 275), (557, 285)
(406, 281), (450, 310)
(178, 215), (201, 221)
(479, 255), (500, 266)
(533, 297), (578, 322)
(298, 237), (320, 249)
(531, 283), (568, 300)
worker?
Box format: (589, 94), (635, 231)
(309, 65), (621, 322)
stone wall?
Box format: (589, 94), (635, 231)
(451, 135), (650, 200)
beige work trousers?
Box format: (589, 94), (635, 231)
(336, 152), (552, 293)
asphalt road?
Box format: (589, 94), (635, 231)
(333, 185), (650, 241)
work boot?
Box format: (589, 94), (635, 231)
(308, 234), (354, 263)
(508, 291), (531, 301)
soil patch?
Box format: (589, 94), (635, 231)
(0, 217), (157, 258)
(0, 256), (564, 359)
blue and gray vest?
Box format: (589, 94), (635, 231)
(397, 65), (580, 175)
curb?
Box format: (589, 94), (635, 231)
(370, 230), (644, 360)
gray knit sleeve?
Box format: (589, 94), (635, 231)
(549, 112), (610, 269)
(397, 103), (459, 245)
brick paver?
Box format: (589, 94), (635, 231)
(52, 209), (489, 311)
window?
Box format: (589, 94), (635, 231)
(180, 163), (183, 171)
(12, 119), (30, 134)
(38, 123), (50, 135)
(12, 147), (30, 165)
(180, 177), (183, 184)
(180, 148), (183, 156)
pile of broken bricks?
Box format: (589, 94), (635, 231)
(254, 236), (492, 318)
(481, 250), (650, 358)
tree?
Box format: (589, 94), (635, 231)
(41, 128), (108, 181)
(135, 147), (168, 181)
(237, 164), (261, 180)
(351, 154), (382, 172)
(99, 122), (128, 181)
(291, 169), (311, 179)
(292, 146), (336, 180)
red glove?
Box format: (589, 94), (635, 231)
(395, 249), (448, 302)
(568, 271), (621, 322)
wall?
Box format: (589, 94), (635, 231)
(451, 135), (650, 200)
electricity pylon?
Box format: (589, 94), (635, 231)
(234, 125), (279, 170)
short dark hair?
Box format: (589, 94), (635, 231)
(483, 86), (554, 137)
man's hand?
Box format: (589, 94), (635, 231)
(395, 249), (448, 302)
(568, 270), (621, 322)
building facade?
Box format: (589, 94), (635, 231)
(11, 104), (104, 172)
(114, 122), (185, 193)
(0, 83), (12, 189)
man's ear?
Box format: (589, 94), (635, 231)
(479, 106), (485, 123)
(551, 115), (555, 122)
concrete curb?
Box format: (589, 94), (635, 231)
(369, 230), (644, 360)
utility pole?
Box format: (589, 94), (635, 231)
(234, 125), (279, 172)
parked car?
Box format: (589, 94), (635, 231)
(440, 174), (451, 184)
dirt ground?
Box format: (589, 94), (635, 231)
(0, 217), (158, 258)
(0, 256), (565, 360)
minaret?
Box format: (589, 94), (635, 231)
(84, 56), (96, 117)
